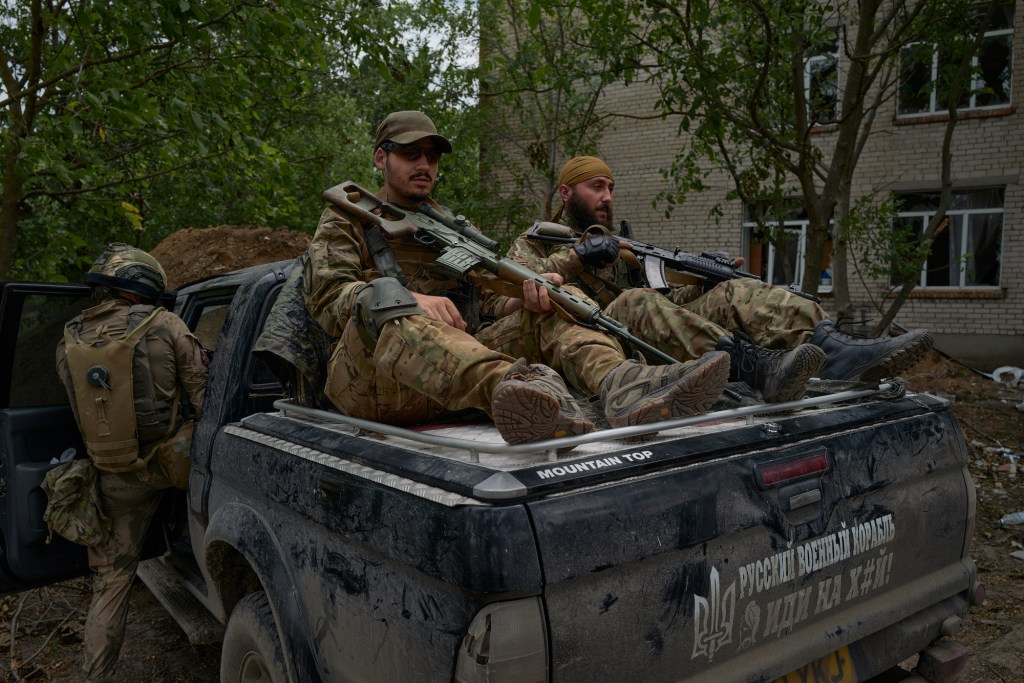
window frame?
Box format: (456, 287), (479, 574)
(897, 4), (1014, 118)
(742, 214), (833, 293)
(805, 33), (840, 125)
(892, 189), (1004, 289)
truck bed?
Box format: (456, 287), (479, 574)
(209, 380), (975, 681)
(234, 380), (920, 500)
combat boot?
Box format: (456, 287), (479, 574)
(599, 351), (730, 428)
(811, 320), (933, 381)
(491, 358), (595, 444)
(716, 335), (826, 403)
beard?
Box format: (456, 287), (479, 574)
(383, 157), (435, 204)
(565, 191), (613, 230)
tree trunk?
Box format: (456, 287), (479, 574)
(832, 193), (853, 320)
(0, 142), (27, 279)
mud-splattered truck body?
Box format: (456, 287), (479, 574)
(0, 261), (978, 682)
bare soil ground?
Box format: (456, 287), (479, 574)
(901, 351), (1024, 683)
(2, 226), (1022, 682)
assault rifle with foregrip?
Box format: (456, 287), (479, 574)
(527, 220), (821, 303)
(321, 181), (693, 368)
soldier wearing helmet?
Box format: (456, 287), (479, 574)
(83, 242), (168, 303)
(54, 242), (208, 681)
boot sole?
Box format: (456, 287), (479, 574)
(492, 381), (595, 444)
(608, 352), (731, 428)
(858, 331), (934, 382)
(763, 344), (826, 403)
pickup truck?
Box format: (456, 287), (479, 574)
(0, 259), (982, 683)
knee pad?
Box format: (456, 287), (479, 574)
(351, 277), (424, 349)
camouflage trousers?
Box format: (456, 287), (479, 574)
(604, 279), (825, 362)
(84, 458), (170, 680)
(325, 305), (625, 425)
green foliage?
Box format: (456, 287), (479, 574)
(477, 0), (611, 232)
(554, 0), (986, 302)
(1, 0), (481, 280)
(840, 194), (915, 283)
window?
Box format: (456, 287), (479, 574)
(806, 34), (839, 125)
(193, 302), (230, 351)
(744, 206), (833, 292)
(898, 2), (1013, 117)
(892, 188), (1003, 287)
(9, 291), (92, 408)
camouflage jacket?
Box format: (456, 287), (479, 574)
(304, 188), (492, 337)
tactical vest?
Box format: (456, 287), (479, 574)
(64, 306), (178, 473)
(364, 223), (487, 334)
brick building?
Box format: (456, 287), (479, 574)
(497, 3), (1022, 371)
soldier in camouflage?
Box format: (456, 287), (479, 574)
(498, 156), (934, 402)
(303, 111), (734, 443)
(55, 244), (208, 681)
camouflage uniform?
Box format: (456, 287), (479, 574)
(56, 298), (207, 680)
(303, 191), (628, 425)
(498, 222), (825, 362)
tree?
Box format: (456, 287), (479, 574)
(0, 0), (396, 280)
(562, 0), (995, 327)
(851, 0), (1006, 333)
(344, 0), (485, 221)
(477, 0), (613, 244)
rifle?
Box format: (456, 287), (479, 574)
(321, 181), (695, 368)
(527, 221), (821, 304)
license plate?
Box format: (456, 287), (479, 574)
(772, 646), (856, 683)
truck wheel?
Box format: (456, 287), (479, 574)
(220, 591), (287, 683)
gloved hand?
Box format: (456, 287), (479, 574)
(573, 233), (620, 268)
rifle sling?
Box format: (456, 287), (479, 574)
(364, 224), (408, 286)
(577, 270), (623, 309)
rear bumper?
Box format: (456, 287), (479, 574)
(847, 592), (971, 681)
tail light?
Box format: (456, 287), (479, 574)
(757, 452), (830, 486)
(453, 597), (548, 683)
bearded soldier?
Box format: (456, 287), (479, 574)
(497, 156), (934, 402)
(55, 243), (208, 681)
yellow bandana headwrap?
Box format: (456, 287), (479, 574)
(557, 156), (613, 188)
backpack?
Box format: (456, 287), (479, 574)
(40, 458), (112, 547)
(63, 307), (165, 472)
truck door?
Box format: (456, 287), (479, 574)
(0, 282), (93, 593)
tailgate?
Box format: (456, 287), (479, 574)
(527, 397), (973, 682)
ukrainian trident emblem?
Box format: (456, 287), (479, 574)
(692, 567), (737, 661)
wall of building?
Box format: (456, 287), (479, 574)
(548, 5), (1023, 371)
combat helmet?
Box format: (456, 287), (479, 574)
(84, 243), (167, 302)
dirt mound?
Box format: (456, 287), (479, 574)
(151, 225), (311, 290)
(903, 347), (981, 387)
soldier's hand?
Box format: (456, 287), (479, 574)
(413, 292), (467, 331)
(573, 233), (621, 269)
(522, 273), (563, 313)
(704, 250), (744, 268)
(502, 297), (523, 316)
(502, 273), (564, 316)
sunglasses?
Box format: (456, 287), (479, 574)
(380, 141), (443, 163)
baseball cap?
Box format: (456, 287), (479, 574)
(373, 111), (453, 153)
